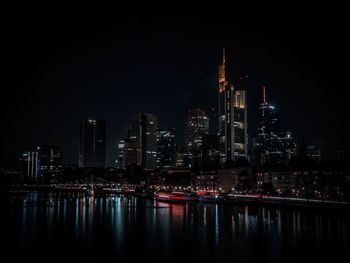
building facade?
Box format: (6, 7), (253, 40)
(218, 48), (248, 164)
(157, 128), (176, 169)
(37, 145), (63, 177)
(21, 151), (40, 181)
(116, 140), (125, 169)
(79, 119), (107, 168)
(123, 113), (158, 170)
(254, 87), (296, 165)
(184, 109), (209, 167)
(123, 139), (141, 167)
(202, 134), (220, 166)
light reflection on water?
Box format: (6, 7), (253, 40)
(1, 191), (349, 262)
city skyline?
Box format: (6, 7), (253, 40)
(2, 6), (349, 167)
(2, 6), (350, 263)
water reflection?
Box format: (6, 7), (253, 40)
(1, 192), (349, 262)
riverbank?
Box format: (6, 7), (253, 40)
(5, 185), (350, 211)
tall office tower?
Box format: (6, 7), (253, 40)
(140, 113), (158, 169)
(123, 138), (141, 167)
(79, 119), (107, 168)
(207, 107), (218, 135)
(184, 109), (209, 166)
(202, 134), (220, 166)
(255, 86), (296, 165)
(37, 145), (63, 176)
(21, 151), (39, 180)
(218, 48), (248, 164)
(116, 140), (125, 169)
(233, 76), (248, 159)
(124, 113), (158, 170)
(218, 48), (233, 163)
(123, 115), (141, 167)
(258, 86), (279, 137)
(156, 128), (176, 169)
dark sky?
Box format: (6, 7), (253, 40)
(2, 5), (349, 167)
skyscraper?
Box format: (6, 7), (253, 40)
(254, 86), (296, 165)
(140, 113), (158, 169)
(185, 109), (209, 166)
(157, 128), (176, 169)
(116, 140), (125, 169)
(218, 48), (248, 164)
(21, 151), (39, 181)
(79, 119), (107, 168)
(202, 134), (220, 166)
(218, 48), (233, 163)
(37, 145), (63, 176)
(233, 76), (248, 159)
(123, 113), (158, 170)
(123, 139), (141, 167)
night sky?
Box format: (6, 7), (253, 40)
(2, 5), (349, 167)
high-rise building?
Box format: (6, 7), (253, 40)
(140, 113), (158, 169)
(202, 134), (220, 166)
(123, 113), (158, 170)
(254, 86), (296, 165)
(184, 109), (209, 166)
(123, 139), (141, 167)
(123, 115), (141, 167)
(207, 107), (218, 135)
(218, 48), (248, 164)
(79, 119), (107, 168)
(157, 128), (176, 169)
(234, 77), (249, 159)
(37, 145), (63, 176)
(116, 140), (125, 169)
(21, 151), (40, 180)
(258, 86), (280, 137)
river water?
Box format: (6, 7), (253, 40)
(1, 191), (349, 262)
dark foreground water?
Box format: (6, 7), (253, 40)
(1, 192), (349, 263)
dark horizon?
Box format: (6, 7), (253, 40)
(2, 5), (349, 167)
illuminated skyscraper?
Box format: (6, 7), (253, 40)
(156, 128), (176, 169)
(185, 109), (209, 166)
(79, 119), (107, 168)
(140, 113), (158, 169)
(254, 86), (296, 165)
(116, 140), (125, 169)
(37, 145), (63, 176)
(21, 151), (39, 181)
(123, 139), (141, 167)
(124, 113), (158, 170)
(202, 134), (220, 166)
(218, 48), (248, 164)
(233, 76), (248, 159)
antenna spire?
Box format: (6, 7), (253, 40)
(222, 47), (226, 65)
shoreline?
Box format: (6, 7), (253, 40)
(4, 185), (350, 212)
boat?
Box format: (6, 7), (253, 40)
(154, 191), (198, 202)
